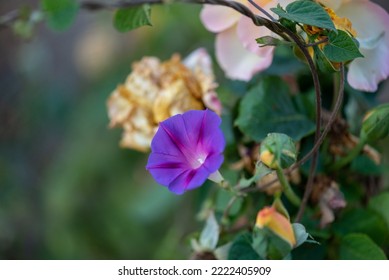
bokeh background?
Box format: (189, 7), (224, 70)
(1, 0), (389, 259)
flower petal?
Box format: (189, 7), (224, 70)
(337, 1), (389, 91)
(146, 153), (188, 187)
(203, 153), (224, 174)
(179, 110), (225, 160)
(200, 4), (241, 33)
(256, 206), (296, 246)
(168, 166), (210, 194)
(216, 26), (274, 81)
(237, 16), (274, 56)
(347, 44), (389, 92)
(149, 120), (185, 157)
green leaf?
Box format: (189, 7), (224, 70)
(237, 162), (272, 188)
(313, 45), (339, 73)
(271, 1), (336, 31)
(361, 103), (389, 143)
(41, 0), (79, 31)
(256, 36), (293, 47)
(199, 212), (220, 250)
(293, 223), (309, 247)
(265, 228), (293, 259)
(369, 192), (389, 232)
(350, 155), (383, 176)
(114, 5), (152, 33)
(333, 208), (388, 247)
(235, 77), (315, 142)
(216, 190), (243, 217)
(323, 30), (363, 62)
(340, 233), (387, 260)
(228, 232), (262, 260)
(252, 229), (268, 259)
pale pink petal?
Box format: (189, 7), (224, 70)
(216, 26), (274, 81)
(237, 16), (274, 56)
(337, 1), (389, 92)
(200, 4), (241, 33)
(337, 0), (387, 41)
(347, 42), (389, 92)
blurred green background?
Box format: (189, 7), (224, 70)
(1, 0), (389, 260)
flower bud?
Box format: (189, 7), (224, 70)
(260, 133), (297, 169)
(256, 206), (296, 247)
(361, 104), (389, 143)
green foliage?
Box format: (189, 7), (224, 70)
(369, 192), (389, 232)
(228, 232), (262, 260)
(323, 30), (363, 62)
(350, 155), (383, 176)
(293, 223), (311, 247)
(340, 234), (387, 260)
(271, 0), (336, 31)
(238, 162), (273, 188)
(313, 45), (338, 73)
(235, 77), (315, 141)
(41, 0), (79, 30)
(215, 190), (243, 217)
(114, 5), (152, 33)
(361, 103), (389, 143)
(253, 228), (293, 259)
(333, 208), (389, 247)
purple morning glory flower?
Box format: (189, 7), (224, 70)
(146, 109), (225, 195)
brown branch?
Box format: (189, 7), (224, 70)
(295, 63), (345, 222)
(305, 37), (329, 47)
(247, 0), (276, 22)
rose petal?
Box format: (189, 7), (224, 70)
(216, 26), (274, 81)
(200, 4), (241, 33)
(237, 16), (274, 56)
(347, 43), (389, 92)
(337, 1), (389, 91)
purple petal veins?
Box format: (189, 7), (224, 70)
(146, 109), (225, 194)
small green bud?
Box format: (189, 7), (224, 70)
(361, 104), (389, 143)
(260, 133), (297, 169)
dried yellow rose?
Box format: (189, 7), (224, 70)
(107, 48), (222, 152)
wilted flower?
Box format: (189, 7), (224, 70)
(107, 48), (222, 152)
(146, 109), (225, 195)
(200, 0), (293, 81)
(256, 206), (296, 246)
(319, 0), (389, 92)
(311, 175), (346, 228)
